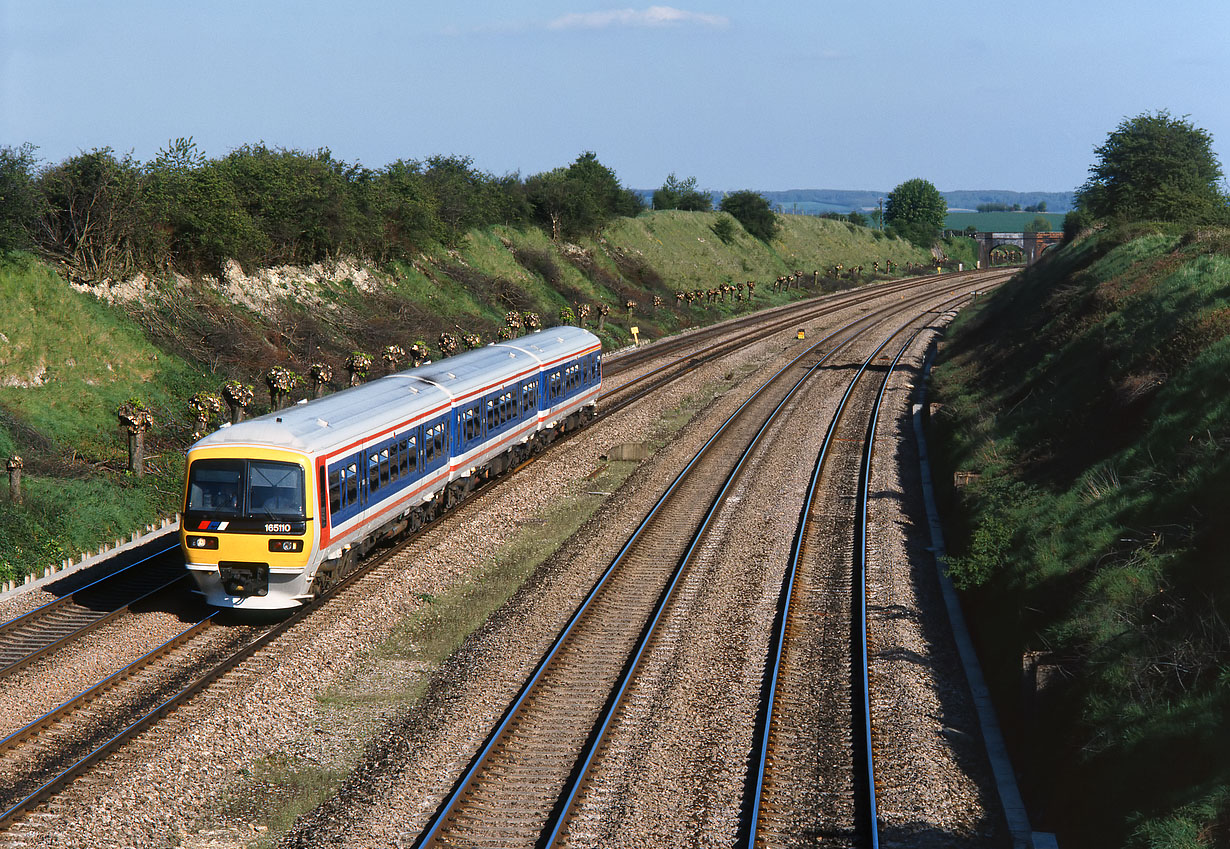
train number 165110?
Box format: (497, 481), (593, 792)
(265, 522), (293, 534)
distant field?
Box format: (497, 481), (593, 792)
(944, 211), (1067, 232)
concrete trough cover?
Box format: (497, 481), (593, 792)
(606, 442), (648, 461)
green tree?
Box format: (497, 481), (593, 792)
(140, 138), (266, 271)
(0, 144), (41, 253)
(719, 190), (779, 242)
(653, 173), (712, 211)
(564, 151), (642, 220)
(711, 214), (737, 244)
(526, 167), (600, 241)
(527, 151), (641, 240)
(1075, 111), (1229, 224)
(217, 144), (362, 265)
(420, 154), (523, 242)
(36, 147), (144, 278)
(884, 177), (947, 247)
(360, 159), (445, 261)
(1024, 216), (1053, 233)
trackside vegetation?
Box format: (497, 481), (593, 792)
(0, 204), (930, 582)
(930, 224), (1230, 847)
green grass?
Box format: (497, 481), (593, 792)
(604, 210), (928, 293)
(943, 211), (1067, 232)
(212, 752), (347, 849)
(931, 225), (1230, 847)
(0, 208), (932, 583)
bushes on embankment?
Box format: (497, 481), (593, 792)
(931, 224), (1230, 847)
(0, 212), (929, 582)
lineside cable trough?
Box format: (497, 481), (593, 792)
(912, 344), (1058, 849)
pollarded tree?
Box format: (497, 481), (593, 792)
(719, 190), (779, 242)
(1075, 111), (1229, 224)
(884, 178), (947, 248)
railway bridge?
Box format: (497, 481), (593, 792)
(973, 231), (1063, 267)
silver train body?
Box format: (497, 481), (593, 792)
(181, 326), (602, 609)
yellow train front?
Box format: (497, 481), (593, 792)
(181, 442), (317, 608)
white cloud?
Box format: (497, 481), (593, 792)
(547, 6), (730, 31)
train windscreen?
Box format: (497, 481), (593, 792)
(187, 458), (305, 519)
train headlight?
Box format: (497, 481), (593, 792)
(186, 535), (219, 550)
(268, 539), (304, 553)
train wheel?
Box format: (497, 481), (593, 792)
(310, 562), (338, 596)
(338, 548), (358, 578)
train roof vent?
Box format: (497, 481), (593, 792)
(508, 351), (516, 358)
(316, 418), (329, 428)
(447, 372), (456, 379)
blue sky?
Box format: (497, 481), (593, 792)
(3, 1), (1228, 194)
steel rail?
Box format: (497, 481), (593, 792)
(744, 290), (978, 848)
(413, 307), (880, 849)
(540, 302), (902, 848)
(0, 544), (186, 680)
(855, 327), (923, 849)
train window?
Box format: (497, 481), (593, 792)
(462, 406), (480, 443)
(521, 381), (534, 416)
(549, 370), (563, 401)
(369, 453), (380, 492)
(486, 399), (497, 431)
(186, 459), (244, 514)
(389, 442), (400, 482)
(346, 463), (358, 505)
(424, 422), (445, 465)
(405, 435), (417, 473)
(248, 460), (305, 518)
(329, 469), (341, 515)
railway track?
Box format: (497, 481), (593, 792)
(0, 271), (970, 685)
(745, 305), (960, 847)
(0, 545), (186, 680)
(0, 270), (1007, 841)
(411, 277), (1004, 848)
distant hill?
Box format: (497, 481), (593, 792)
(633, 188), (1075, 215)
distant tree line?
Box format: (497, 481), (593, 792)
(976, 201), (1047, 213)
(0, 140), (644, 279)
(820, 210), (869, 227)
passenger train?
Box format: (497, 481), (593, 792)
(181, 326), (602, 609)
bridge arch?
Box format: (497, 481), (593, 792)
(972, 231), (1063, 267)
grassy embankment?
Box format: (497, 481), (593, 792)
(930, 225), (1230, 847)
(0, 211), (929, 582)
